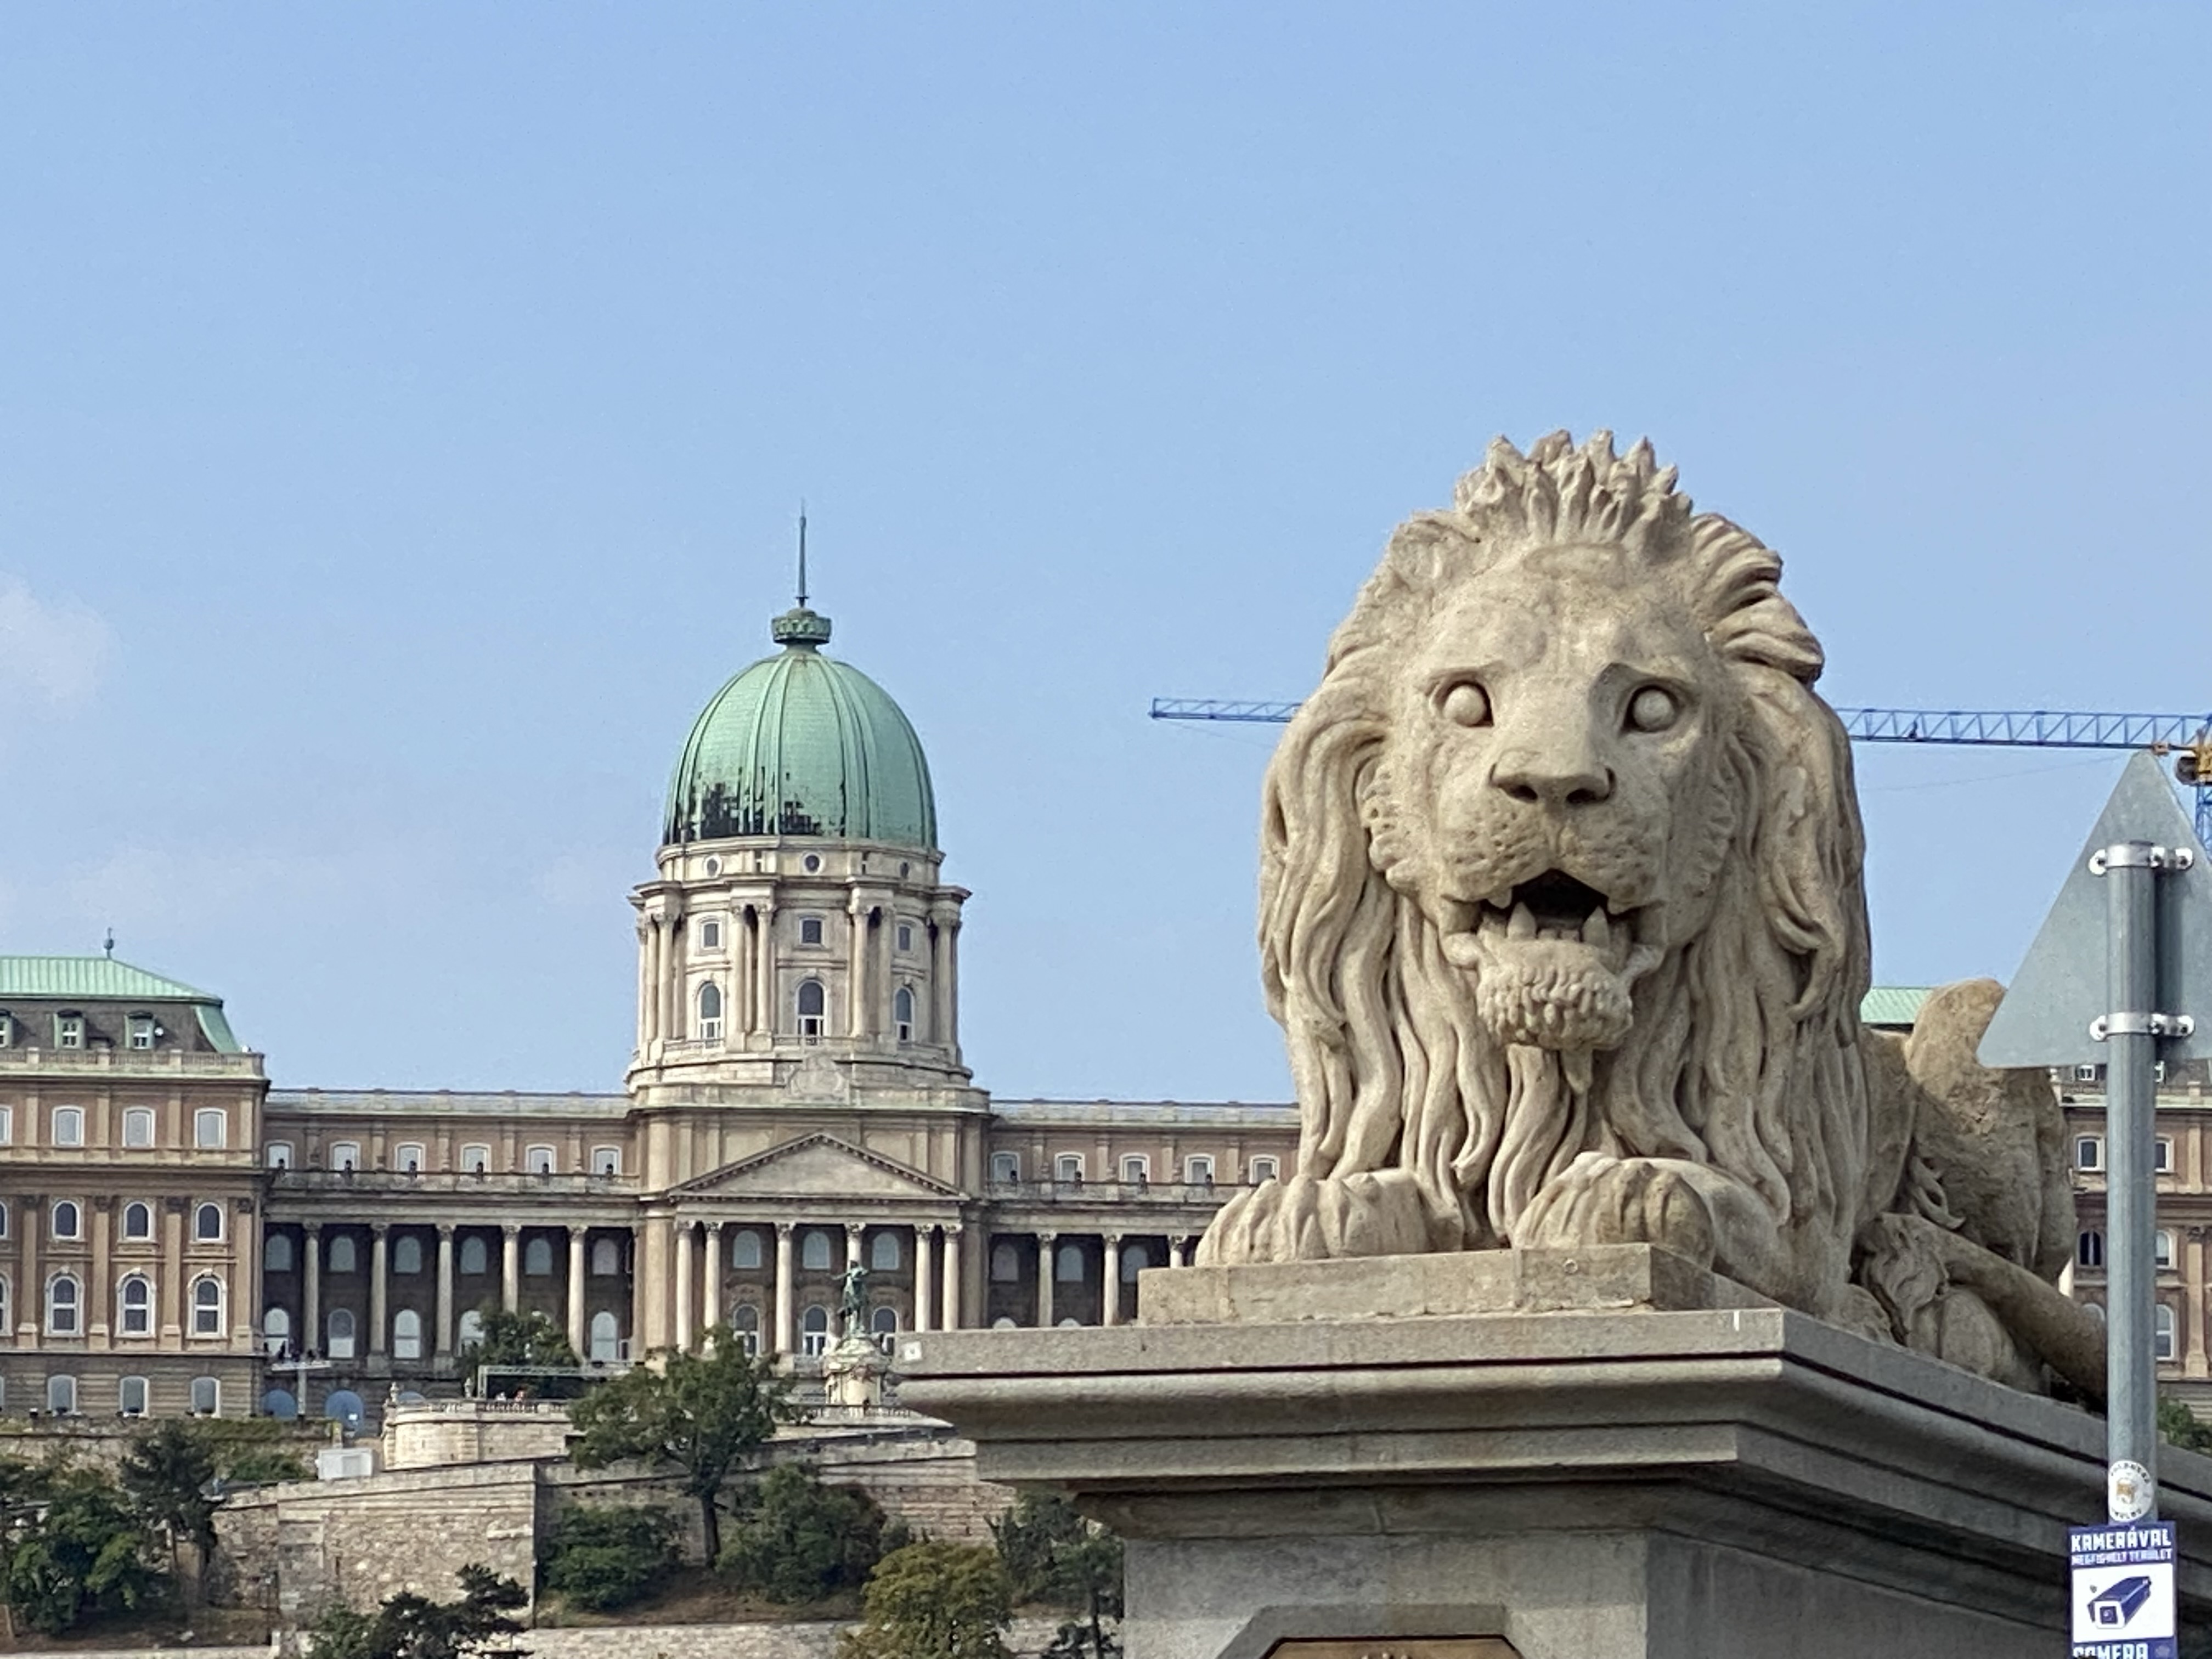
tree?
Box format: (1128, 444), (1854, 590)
(120, 1420), (221, 1566)
(991, 1493), (1122, 1659)
(3, 1466), (169, 1635)
(839, 1542), (1013, 1659)
(2160, 1393), (2212, 1454)
(462, 1308), (579, 1373)
(718, 1464), (905, 1605)
(539, 1503), (679, 1612)
(568, 1323), (801, 1559)
(307, 1565), (527, 1659)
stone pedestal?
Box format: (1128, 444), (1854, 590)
(899, 1246), (2212, 1659)
(822, 1333), (889, 1409)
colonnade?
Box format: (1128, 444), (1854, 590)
(658, 1216), (963, 1355)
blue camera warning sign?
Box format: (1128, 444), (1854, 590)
(2071, 1521), (2176, 1658)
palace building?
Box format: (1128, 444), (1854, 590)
(0, 590), (1296, 1422)
(5, 589), (2181, 1424)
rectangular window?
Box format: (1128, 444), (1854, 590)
(264, 1141), (294, 1170)
(2157, 1231), (2176, 1271)
(699, 918), (722, 950)
(527, 1146), (557, 1175)
(2074, 1064), (2100, 1083)
(1121, 1155), (1149, 1186)
(2076, 1136), (2104, 1172)
(329, 1141), (360, 1172)
(52, 1107), (83, 1147)
(0, 1104), (12, 1145)
(123, 1107), (155, 1148)
(127, 1017), (154, 1050)
(194, 1109), (227, 1150)
(119, 1376), (148, 1417)
(461, 1143), (491, 1174)
(799, 917), (825, 945)
(590, 1146), (621, 1176)
(394, 1142), (425, 1174)
(2156, 1137), (2174, 1175)
(0, 1013), (13, 1047)
(989, 1152), (1020, 1183)
(1184, 1155), (1216, 1186)
(1249, 1156), (1279, 1184)
(190, 1376), (219, 1414)
(896, 924), (914, 952)
(1054, 1153), (1084, 1184)
(55, 1016), (82, 1049)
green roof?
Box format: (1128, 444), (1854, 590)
(664, 604), (937, 850)
(0, 957), (218, 1002)
(1860, 986), (1933, 1029)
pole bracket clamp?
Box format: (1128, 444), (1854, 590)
(2091, 1013), (2199, 1041)
(2090, 843), (2196, 875)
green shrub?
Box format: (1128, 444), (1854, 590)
(718, 1463), (907, 1605)
(3, 1468), (170, 1634)
(541, 1503), (680, 1611)
(840, 1541), (1013, 1659)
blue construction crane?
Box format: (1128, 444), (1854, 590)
(1148, 698), (2212, 842)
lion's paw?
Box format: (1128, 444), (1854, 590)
(1196, 1169), (1433, 1265)
(1516, 1154), (1718, 1269)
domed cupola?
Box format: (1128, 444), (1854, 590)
(663, 601), (936, 851)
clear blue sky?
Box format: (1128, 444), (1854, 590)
(1, 4), (2205, 1099)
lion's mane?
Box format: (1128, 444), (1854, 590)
(1263, 432), (1874, 1286)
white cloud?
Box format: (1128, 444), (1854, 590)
(0, 577), (112, 713)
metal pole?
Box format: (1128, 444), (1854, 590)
(2105, 838), (2160, 1520)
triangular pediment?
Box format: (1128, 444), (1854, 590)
(673, 1133), (961, 1202)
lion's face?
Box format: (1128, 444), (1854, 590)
(1362, 540), (1741, 1053)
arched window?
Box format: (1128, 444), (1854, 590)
(123, 1202), (153, 1241)
(527, 1146), (557, 1175)
(263, 1307), (291, 1355)
(871, 1304), (898, 1352)
(1249, 1157), (1279, 1184)
(328, 1307), (357, 1358)
(731, 1231), (764, 1271)
(394, 1143), (425, 1175)
(119, 1274), (153, 1336)
(1054, 1154), (1084, 1185)
(990, 1243), (1020, 1283)
(328, 1235), (358, 1274)
(47, 1375), (76, 1414)
(591, 1238), (622, 1277)
(0, 1279), (9, 1331)
(456, 1309), (484, 1350)
(51, 1106), (83, 1146)
(1120, 1243), (1151, 1284)
(801, 1230), (833, 1271)
(329, 1141), (360, 1172)
(990, 1152), (1019, 1183)
(461, 1143), (492, 1175)
(265, 1233), (295, 1272)
(262, 1389), (298, 1420)
(48, 1274), (80, 1335)
(191, 1276), (224, 1337)
(870, 1233), (901, 1272)
(52, 1200), (81, 1240)
(1056, 1243), (1086, 1284)
(393, 1309), (424, 1361)
(120, 1376), (149, 1416)
(393, 1235), (423, 1275)
(732, 1305), (760, 1357)
(801, 1305), (831, 1357)
(195, 1203), (223, 1242)
(459, 1235), (489, 1276)
(698, 981), (723, 1041)
(264, 1141), (294, 1170)
(524, 1237), (554, 1276)
(2157, 1304), (2178, 1362)
(1121, 1155), (1150, 1186)
(325, 1390), (365, 1430)
(894, 986), (916, 1042)
(797, 980), (826, 1040)
(123, 1107), (155, 1147)
(590, 1310), (619, 1362)
(2156, 1231), (2176, 1272)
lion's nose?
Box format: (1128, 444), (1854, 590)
(1491, 746), (1613, 809)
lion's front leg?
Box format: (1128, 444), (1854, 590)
(1516, 1154), (1793, 1300)
(1196, 1169), (1437, 1265)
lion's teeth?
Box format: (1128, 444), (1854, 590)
(1582, 908), (1610, 949)
(1509, 902), (1537, 941)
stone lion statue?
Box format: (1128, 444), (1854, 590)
(1199, 431), (2104, 1397)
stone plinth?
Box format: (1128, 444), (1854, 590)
(822, 1334), (890, 1409)
(898, 1247), (2212, 1659)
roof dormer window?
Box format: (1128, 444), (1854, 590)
(0, 1012), (13, 1048)
(55, 1014), (83, 1049)
(127, 1015), (155, 1050)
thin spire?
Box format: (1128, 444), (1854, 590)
(103, 928), (114, 960)
(797, 501), (809, 608)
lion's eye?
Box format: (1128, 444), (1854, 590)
(1440, 682), (1491, 728)
(1627, 686), (1679, 733)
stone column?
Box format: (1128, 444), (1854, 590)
(1036, 1231), (1057, 1328)
(161, 1199), (185, 1339)
(674, 1221), (694, 1353)
(2189, 1227), (2210, 1380)
(734, 913), (754, 1036)
(567, 1226), (588, 1358)
(1103, 1234), (1122, 1328)
(942, 915), (962, 1058)
(848, 898), (869, 1039)
(914, 1226), (935, 1333)
(303, 1223), (322, 1352)
(635, 914), (652, 1047)
(628, 1226), (647, 1359)
(435, 1224), (455, 1357)
(665, 909), (687, 1041)
(847, 1222), (866, 1270)
(88, 1198), (112, 1341)
(15, 1194), (38, 1342)
(703, 1222), (723, 1333)
(941, 1225), (962, 1331)
(501, 1225), (521, 1313)
(774, 1222), (795, 1357)
(929, 915), (951, 1049)
(755, 904), (778, 1035)
(369, 1223), (390, 1356)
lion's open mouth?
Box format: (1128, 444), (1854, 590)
(1496, 870), (1615, 946)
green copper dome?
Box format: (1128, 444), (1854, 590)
(663, 603), (938, 850)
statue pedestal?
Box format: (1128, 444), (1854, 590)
(821, 1333), (889, 1410)
(900, 1246), (2212, 1659)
